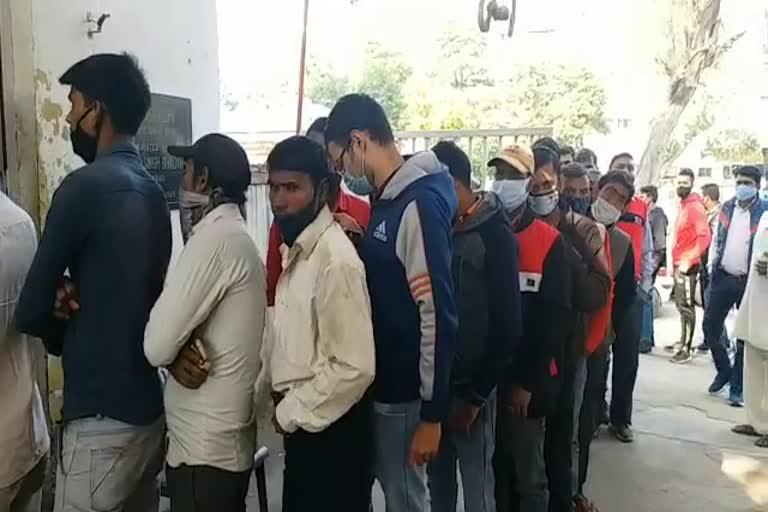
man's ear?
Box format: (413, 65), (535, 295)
(195, 166), (210, 192)
(316, 178), (330, 207)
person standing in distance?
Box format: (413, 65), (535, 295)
(15, 53), (171, 512)
(326, 94), (458, 512)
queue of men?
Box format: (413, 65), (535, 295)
(0, 52), (678, 512)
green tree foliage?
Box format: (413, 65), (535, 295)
(436, 29), (494, 89)
(704, 130), (763, 163)
(306, 57), (353, 109)
(358, 43), (412, 129)
(504, 64), (608, 146)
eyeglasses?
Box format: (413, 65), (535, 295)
(331, 145), (348, 175)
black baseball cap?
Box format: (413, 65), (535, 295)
(168, 133), (251, 200)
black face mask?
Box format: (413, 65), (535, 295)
(563, 195), (591, 216)
(676, 186), (692, 199)
(71, 106), (101, 163)
(272, 180), (327, 246)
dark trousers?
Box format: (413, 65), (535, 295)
(700, 266), (730, 350)
(673, 265), (699, 350)
(607, 295), (641, 427)
(704, 270), (747, 393)
(282, 397), (373, 512)
(166, 464), (252, 512)
(578, 351), (607, 494)
(545, 359), (575, 512)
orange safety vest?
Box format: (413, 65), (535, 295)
(617, 196), (647, 281)
(515, 219), (561, 376)
(585, 226), (614, 354)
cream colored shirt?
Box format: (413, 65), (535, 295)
(734, 212), (768, 351)
(265, 206), (375, 434)
(144, 204), (266, 472)
(0, 193), (49, 488)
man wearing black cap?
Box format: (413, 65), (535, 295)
(143, 133), (266, 512)
(261, 136), (376, 511)
(15, 53), (171, 511)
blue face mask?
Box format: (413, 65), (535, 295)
(563, 195), (591, 215)
(492, 178), (530, 211)
(343, 173), (375, 196)
(736, 183), (757, 202)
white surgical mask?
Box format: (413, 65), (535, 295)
(492, 178), (530, 211)
(529, 190), (559, 217)
(590, 197), (622, 226)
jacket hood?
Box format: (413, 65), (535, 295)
(380, 151), (447, 200)
(455, 191), (504, 233)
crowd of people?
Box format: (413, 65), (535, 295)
(2, 51), (768, 512)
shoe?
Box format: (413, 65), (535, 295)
(665, 342), (682, 352)
(670, 349), (693, 364)
(696, 343), (709, 353)
(708, 374), (730, 395)
(610, 424), (634, 443)
(730, 390), (744, 407)
(639, 344), (652, 355)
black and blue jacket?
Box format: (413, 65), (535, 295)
(361, 151), (458, 422)
(710, 197), (768, 274)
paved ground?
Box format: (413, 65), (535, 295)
(162, 300), (766, 511)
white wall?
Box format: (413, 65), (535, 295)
(4, 0), (220, 222)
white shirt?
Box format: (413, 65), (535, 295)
(734, 212), (768, 350)
(264, 206), (375, 434)
(144, 204), (266, 472)
(0, 193), (49, 488)
(721, 204), (752, 276)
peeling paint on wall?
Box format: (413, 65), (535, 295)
(34, 68), (52, 91)
(40, 97), (63, 136)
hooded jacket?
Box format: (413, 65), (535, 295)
(452, 192), (521, 405)
(361, 151), (458, 422)
(672, 192), (711, 269)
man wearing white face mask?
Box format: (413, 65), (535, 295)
(488, 145), (573, 512)
(529, 142), (611, 512)
(144, 134), (266, 511)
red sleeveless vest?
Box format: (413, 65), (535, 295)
(585, 227), (614, 354)
(515, 219), (560, 376)
(617, 196), (647, 281)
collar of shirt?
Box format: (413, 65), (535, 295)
(191, 203), (243, 237)
(94, 138), (140, 160)
(282, 206), (334, 268)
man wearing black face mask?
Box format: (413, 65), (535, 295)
(263, 136), (376, 511)
(15, 54), (171, 510)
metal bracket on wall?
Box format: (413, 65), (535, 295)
(86, 12), (111, 38)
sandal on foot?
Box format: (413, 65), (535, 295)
(755, 436), (768, 448)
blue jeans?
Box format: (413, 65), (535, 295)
(428, 391), (496, 512)
(704, 270), (747, 394)
(639, 288), (654, 350)
(374, 400), (427, 512)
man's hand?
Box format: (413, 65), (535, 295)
(678, 261), (690, 274)
(506, 385), (532, 417)
(755, 252), (768, 277)
(168, 340), (209, 389)
(333, 212), (364, 235)
(448, 400), (480, 435)
(408, 421), (441, 466)
(53, 277), (79, 320)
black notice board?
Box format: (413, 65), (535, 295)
(136, 93), (192, 209)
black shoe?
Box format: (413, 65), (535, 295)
(708, 373), (730, 395)
(696, 343), (709, 353)
(670, 349), (693, 364)
(610, 424), (634, 443)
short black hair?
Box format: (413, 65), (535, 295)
(598, 170), (635, 203)
(559, 145), (575, 158)
(325, 94), (394, 146)
(533, 137), (560, 155)
(267, 136), (330, 185)
(678, 168), (695, 181)
(735, 165), (763, 184)
(609, 152), (634, 170)
(432, 141), (471, 188)
(306, 117), (327, 137)
(60, 53), (151, 135)
(576, 148), (598, 166)
(639, 185), (659, 203)
(533, 145), (560, 173)
(562, 162), (588, 179)
(701, 183), (720, 202)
